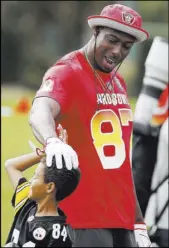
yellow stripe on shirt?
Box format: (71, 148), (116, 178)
(17, 181), (30, 191)
(15, 197), (28, 215)
(14, 182), (30, 212)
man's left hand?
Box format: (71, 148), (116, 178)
(134, 224), (152, 247)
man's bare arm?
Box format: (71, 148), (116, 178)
(29, 97), (79, 169)
(29, 97), (61, 145)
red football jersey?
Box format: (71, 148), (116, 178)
(35, 50), (136, 230)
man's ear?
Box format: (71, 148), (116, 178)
(94, 26), (104, 37)
(47, 182), (55, 194)
(94, 27), (100, 37)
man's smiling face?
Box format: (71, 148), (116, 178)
(94, 27), (136, 73)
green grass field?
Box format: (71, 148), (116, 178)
(1, 87), (136, 246)
(1, 87), (40, 246)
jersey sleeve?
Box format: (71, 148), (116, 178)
(34, 64), (75, 113)
(11, 177), (30, 215)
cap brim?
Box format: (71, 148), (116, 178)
(88, 16), (149, 43)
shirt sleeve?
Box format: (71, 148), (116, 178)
(11, 177), (30, 215)
(34, 64), (75, 113)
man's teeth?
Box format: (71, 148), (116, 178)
(107, 58), (116, 64)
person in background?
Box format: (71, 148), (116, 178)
(132, 36), (168, 247)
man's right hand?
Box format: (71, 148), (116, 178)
(45, 131), (79, 170)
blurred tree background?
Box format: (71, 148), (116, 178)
(1, 1), (168, 96)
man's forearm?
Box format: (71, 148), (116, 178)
(29, 101), (58, 145)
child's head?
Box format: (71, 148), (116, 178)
(28, 156), (81, 202)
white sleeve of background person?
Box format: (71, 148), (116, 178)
(134, 36), (168, 127)
(145, 118), (168, 229)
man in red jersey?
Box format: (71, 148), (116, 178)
(29, 4), (151, 247)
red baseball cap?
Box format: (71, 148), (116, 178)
(87, 4), (149, 43)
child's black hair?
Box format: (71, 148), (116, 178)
(43, 156), (81, 201)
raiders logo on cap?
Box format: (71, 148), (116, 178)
(122, 12), (135, 25)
